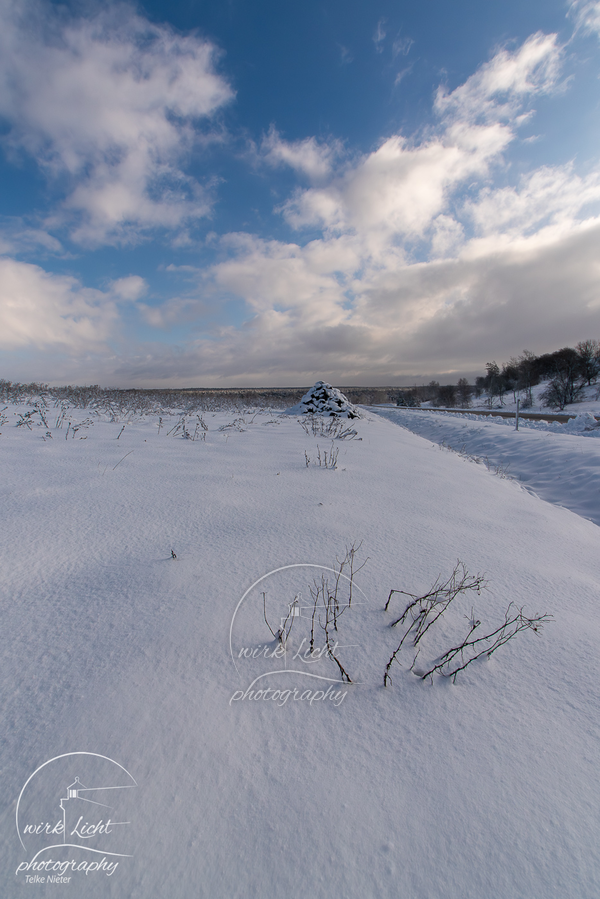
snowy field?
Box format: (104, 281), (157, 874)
(2, 397), (600, 898)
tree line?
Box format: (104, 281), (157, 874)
(396, 340), (600, 411)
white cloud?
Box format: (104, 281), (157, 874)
(110, 275), (148, 301)
(568, 1), (600, 38)
(394, 67), (413, 88)
(464, 164), (600, 241)
(137, 297), (208, 329)
(260, 127), (342, 181)
(105, 227), (599, 387)
(24, 209), (600, 387)
(0, 223), (64, 256)
(338, 44), (353, 66)
(281, 35), (563, 244)
(435, 32), (563, 124)
(152, 32), (598, 385)
(211, 233), (355, 324)
(373, 19), (387, 53)
(0, 0), (233, 246)
(430, 215), (465, 259)
(170, 218), (600, 384)
(392, 34), (413, 58)
(0, 258), (117, 350)
(7, 27), (600, 388)
(283, 127), (512, 240)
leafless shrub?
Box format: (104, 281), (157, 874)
(69, 418), (94, 439)
(193, 415), (208, 441)
(318, 444), (338, 469)
(383, 561), (550, 685)
(385, 561), (485, 629)
(262, 592), (299, 645)
(166, 413), (208, 441)
(440, 440), (476, 463)
(218, 417), (246, 432)
(33, 399), (49, 428)
(0, 380), (305, 411)
(414, 602), (552, 682)
(0, 381), (299, 423)
(247, 408), (283, 424)
(16, 411), (34, 430)
(304, 442), (339, 469)
(299, 415), (358, 440)
(259, 543), (365, 683)
(308, 543), (366, 681)
(167, 416), (192, 439)
(15, 401), (52, 430)
(0, 380), (50, 404)
(309, 576), (353, 683)
(54, 404), (69, 429)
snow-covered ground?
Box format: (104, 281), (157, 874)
(2, 398), (600, 898)
(372, 405), (600, 527)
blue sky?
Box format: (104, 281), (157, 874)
(1, 0), (600, 386)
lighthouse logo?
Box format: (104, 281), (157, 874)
(229, 560), (370, 706)
(15, 752), (137, 882)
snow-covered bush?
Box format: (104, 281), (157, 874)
(285, 381), (360, 418)
(298, 416), (359, 439)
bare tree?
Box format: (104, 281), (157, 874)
(576, 339), (600, 386)
(456, 378), (472, 408)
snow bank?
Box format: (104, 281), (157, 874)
(374, 405), (600, 526)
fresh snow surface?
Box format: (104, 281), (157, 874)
(372, 405), (600, 527)
(2, 401), (600, 898)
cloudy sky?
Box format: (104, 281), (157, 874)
(1, 0), (600, 386)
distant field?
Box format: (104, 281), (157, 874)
(0, 380), (399, 410)
(167, 386), (399, 406)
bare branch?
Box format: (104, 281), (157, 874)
(383, 562), (551, 686)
